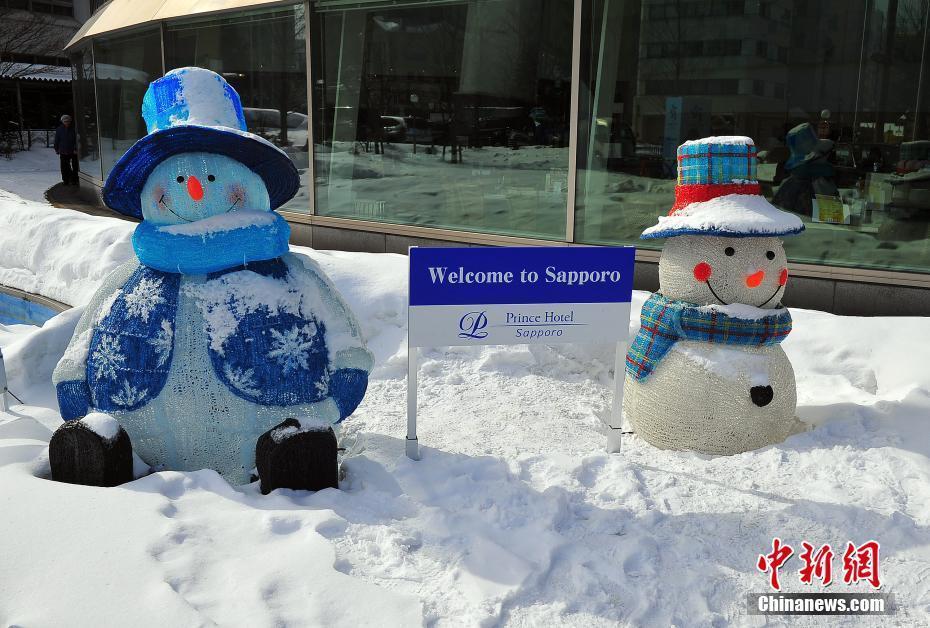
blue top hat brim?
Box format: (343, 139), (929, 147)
(103, 125), (300, 218)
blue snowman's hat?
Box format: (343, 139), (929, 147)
(784, 122), (834, 171)
(103, 67), (299, 218)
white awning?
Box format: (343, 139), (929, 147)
(0, 63), (72, 82)
(66, 0), (297, 50)
(94, 63), (151, 83)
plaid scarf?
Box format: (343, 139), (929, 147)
(625, 293), (792, 381)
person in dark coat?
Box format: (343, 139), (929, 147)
(54, 115), (79, 185)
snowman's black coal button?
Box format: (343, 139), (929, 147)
(750, 385), (774, 407)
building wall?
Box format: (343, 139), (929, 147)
(0, 1), (92, 131)
(65, 0), (930, 315)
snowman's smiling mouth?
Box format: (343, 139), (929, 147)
(158, 194), (240, 223)
(158, 194), (193, 222)
(704, 280), (784, 309)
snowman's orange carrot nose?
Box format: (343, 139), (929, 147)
(187, 175), (204, 201)
(745, 269), (765, 288)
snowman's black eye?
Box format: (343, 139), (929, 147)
(766, 250), (775, 260)
(724, 246), (735, 256)
(207, 174), (216, 182)
(176, 175), (184, 183)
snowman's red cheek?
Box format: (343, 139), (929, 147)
(779, 268), (789, 286)
(693, 262), (713, 282)
(227, 183), (246, 204)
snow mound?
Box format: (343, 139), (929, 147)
(0, 192), (134, 305)
(0, 146), (61, 202)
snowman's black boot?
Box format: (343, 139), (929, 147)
(256, 418), (338, 495)
(49, 420), (134, 487)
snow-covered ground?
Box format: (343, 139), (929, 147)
(1, 193), (929, 626)
(0, 145), (61, 202)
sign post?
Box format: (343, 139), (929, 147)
(0, 348), (7, 412)
(406, 246), (635, 459)
(406, 341), (419, 459)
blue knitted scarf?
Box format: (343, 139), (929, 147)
(625, 292), (792, 381)
(132, 210), (291, 274)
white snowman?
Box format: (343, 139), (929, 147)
(624, 137), (806, 455)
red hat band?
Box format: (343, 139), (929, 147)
(669, 182), (762, 215)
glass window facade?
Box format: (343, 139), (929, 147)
(67, 0), (930, 278)
(577, 0), (930, 275)
(70, 46), (101, 179)
(165, 5), (309, 213)
(310, 0), (574, 240)
(94, 29), (163, 177)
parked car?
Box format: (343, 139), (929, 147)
(242, 107), (309, 148)
(381, 116), (406, 141)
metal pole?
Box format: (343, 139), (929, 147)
(913, 0), (930, 140)
(0, 347), (8, 412)
(606, 340), (625, 452)
(874, 0), (899, 143)
(405, 343), (419, 460)
(853, 2), (871, 142)
(305, 0), (316, 223)
(15, 80), (25, 150)
(564, 0), (583, 243)
(406, 247), (420, 460)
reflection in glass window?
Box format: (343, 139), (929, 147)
(165, 5), (309, 213)
(311, 0), (574, 240)
(578, 0), (930, 274)
(70, 46), (101, 179)
(94, 29), (163, 177)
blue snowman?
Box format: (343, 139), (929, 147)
(50, 68), (372, 492)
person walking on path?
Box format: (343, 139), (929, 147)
(54, 114), (79, 185)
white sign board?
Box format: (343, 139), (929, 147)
(406, 246), (635, 459)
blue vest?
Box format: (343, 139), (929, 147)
(86, 258), (334, 412)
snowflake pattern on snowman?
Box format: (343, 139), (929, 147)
(123, 276), (165, 322)
(89, 334), (124, 382)
(222, 364), (260, 397)
(624, 136), (807, 455)
(111, 381), (147, 408)
(147, 319), (173, 368)
(51, 67), (373, 489)
(268, 323), (320, 374)
(83, 265), (181, 413)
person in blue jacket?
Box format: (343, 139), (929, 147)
(49, 68), (372, 492)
